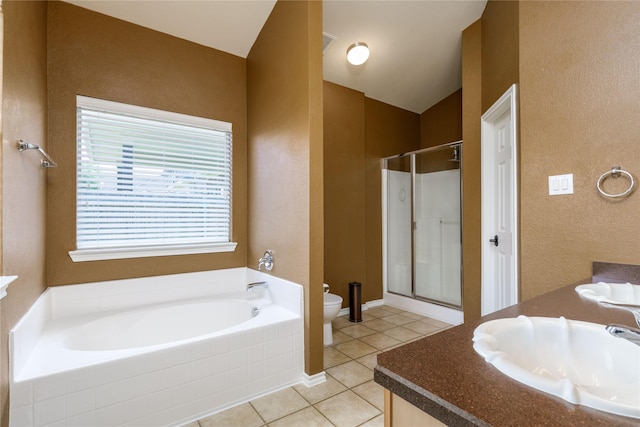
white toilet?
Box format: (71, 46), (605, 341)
(323, 284), (343, 346)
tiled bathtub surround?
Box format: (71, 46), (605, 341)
(9, 268), (304, 427)
(193, 306), (452, 427)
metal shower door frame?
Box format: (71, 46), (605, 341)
(382, 140), (464, 310)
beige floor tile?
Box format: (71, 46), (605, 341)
(196, 305), (443, 427)
(294, 375), (347, 404)
(356, 352), (379, 370)
(340, 324), (377, 339)
(362, 318), (396, 332)
(358, 333), (401, 350)
(324, 346), (352, 369)
(361, 312), (376, 321)
(364, 307), (394, 319)
(381, 313), (415, 326)
(327, 360), (373, 388)
(358, 413), (385, 427)
(403, 320), (442, 335)
(329, 329), (353, 346)
(332, 315), (352, 330)
(402, 311), (426, 320)
(422, 317), (452, 329)
(315, 390), (381, 427)
(334, 340), (377, 359)
(250, 387), (309, 423)
(268, 406), (333, 427)
(382, 326), (422, 343)
(351, 380), (385, 411)
(198, 403), (264, 427)
(384, 342), (407, 351)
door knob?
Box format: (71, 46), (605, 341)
(489, 235), (499, 246)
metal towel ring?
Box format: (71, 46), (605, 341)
(596, 166), (635, 198)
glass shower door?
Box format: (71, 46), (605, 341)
(413, 148), (461, 307)
(385, 156), (412, 297)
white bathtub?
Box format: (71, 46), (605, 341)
(9, 268), (304, 427)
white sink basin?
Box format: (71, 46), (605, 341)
(473, 316), (640, 419)
(575, 282), (640, 306)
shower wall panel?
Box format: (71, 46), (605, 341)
(386, 170), (412, 297)
(383, 147), (462, 310)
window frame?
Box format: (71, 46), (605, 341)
(69, 96), (236, 262)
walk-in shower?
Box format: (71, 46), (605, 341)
(382, 141), (463, 324)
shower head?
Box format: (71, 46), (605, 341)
(448, 146), (460, 162)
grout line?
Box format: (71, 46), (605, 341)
(248, 400), (269, 426)
(194, 308), (434, 427)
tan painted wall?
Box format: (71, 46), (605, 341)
(420, 89), (462, 148)
(463, 1), (519, 321)
(324, 86), (461, 310)
(1, 1), (47, 423)
(364, 98), (420, 303)
(247, 0), (324, 375)
(323, 84), (421, 308)
(481, 0), (519, 112)
(46, 2), (248, 286)
(518, 1), (640, 298)
(466, 0), (640, 310)
(323, 82), (366, 305)
(461, 20), (482, 321)
(417, 89), (462, 181)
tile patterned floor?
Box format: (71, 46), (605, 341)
(188, 306), (452, 427)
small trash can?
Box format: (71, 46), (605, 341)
(348, 281), (362, 323)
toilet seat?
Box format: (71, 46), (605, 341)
(324, 293), (342, 304)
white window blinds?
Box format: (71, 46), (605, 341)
(75, 96), (233, 256)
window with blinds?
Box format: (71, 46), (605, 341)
(71, 96), (235, 262)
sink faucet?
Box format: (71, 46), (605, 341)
(258, 250), (274, 271)
(606, 324), (640, 346)
(606, 310), (640, 347)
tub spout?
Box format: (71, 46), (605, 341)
(247, 281), (268, 291)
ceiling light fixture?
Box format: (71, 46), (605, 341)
(346, 42), (369, 65)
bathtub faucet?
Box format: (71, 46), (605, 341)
(258, 249), (274, 271)
(247, 281), (269, 291)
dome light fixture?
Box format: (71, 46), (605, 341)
(346, 42), (370, 65)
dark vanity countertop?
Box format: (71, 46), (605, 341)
(374, 283), (640, 426)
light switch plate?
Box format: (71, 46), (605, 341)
(549, 174), (573, 195)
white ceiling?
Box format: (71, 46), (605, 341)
(64, 0), (487, 114)
(324, 1), (486, 113)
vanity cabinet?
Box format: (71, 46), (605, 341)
(384, 390), (445, 427)
(375, 275), (640, 427)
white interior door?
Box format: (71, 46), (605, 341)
(481, 84), (518, 316)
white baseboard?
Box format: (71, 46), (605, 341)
(366, 299), (384, 308)
(337, 298), (385, 317)
(300, 371), (326, 387)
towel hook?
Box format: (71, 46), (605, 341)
(596, 166), (635, 198)
(17, 139), (58, 168)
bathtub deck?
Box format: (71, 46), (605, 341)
(9, 268), (305, 427)
(15, 303), (298, 382)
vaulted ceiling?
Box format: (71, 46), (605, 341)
(64, 0), (486, 113)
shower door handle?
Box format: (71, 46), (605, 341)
(489, 235), (499, 247)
